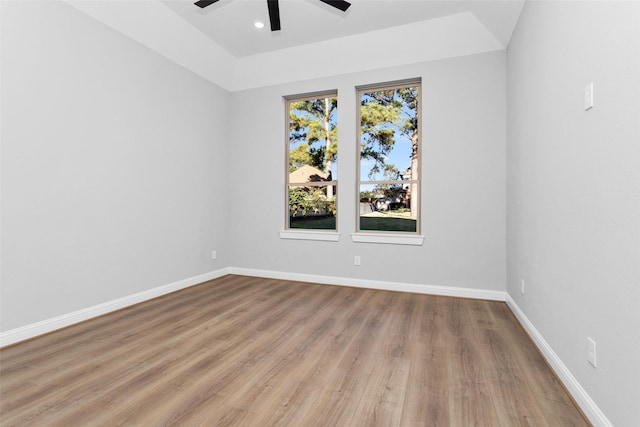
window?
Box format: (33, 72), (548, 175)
(357, 80), (421, 234)
(285, 91), (338, 232)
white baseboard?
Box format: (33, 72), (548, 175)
(0, 268), (231, 348)
(506, 294), (612, 427)
(228, 267), (506, 301)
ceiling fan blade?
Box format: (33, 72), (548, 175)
(318, 0), (351, 12)
(267, 0), (281, 31)
(194, 0), (220, 8)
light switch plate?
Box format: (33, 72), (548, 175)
(585, 82), (594, 110)
(587, 337), (597, 367)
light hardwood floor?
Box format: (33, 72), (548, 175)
(0, 275), (589, 426)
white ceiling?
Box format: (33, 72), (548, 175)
(163, 0), (524, 57)
(66, 0), (525, 90)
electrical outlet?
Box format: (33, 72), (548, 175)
(521, 279), (525, 295)
(587, 337), (597, 367)
(211, 250), (217, 260)
(354, 256), (361, 266)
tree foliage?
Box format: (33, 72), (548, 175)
(289, 98), (337, 172)
(360, 87), (418, 179)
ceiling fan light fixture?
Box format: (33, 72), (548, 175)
(195, 0), (351, 32)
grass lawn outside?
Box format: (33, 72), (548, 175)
(290, 211), (417, 232)
(289, 216), (336, 230)
(360, 216), (416, 232)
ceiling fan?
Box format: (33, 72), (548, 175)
(194, 0), (351, 31)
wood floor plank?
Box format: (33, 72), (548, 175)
(0, 275), (590, 426)
(447, 336), (502, 426)
(348, 356), (410, 427)
(479, 328), (548, 426)
(400, 296), (450, 427)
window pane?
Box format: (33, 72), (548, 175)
(359, 184), (416, 232)
(359, 87), (417, 183)
(287, 93), (338, 231)
(358, 82), (419, 233)
(289, 185), (337, 230)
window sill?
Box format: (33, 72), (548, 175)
(279, 230), (340, 242)
(351, 232), (424, 246)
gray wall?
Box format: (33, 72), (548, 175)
(507, 1), (640, 425)
(229, 52), (507, 291)
(1, 1), (231, 330)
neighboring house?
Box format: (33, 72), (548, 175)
(289, 165), (332, 218)
(289, 164), (329, 183)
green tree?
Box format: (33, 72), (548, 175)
(360, 90), (402, 179)
(289, 143), (312, 173)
